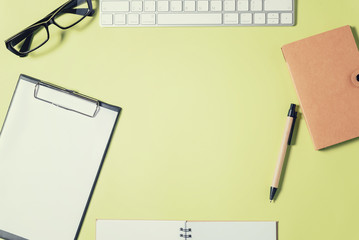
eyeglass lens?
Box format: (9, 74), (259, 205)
(11, 25), (49, 54)
(53, 0), (91, 28)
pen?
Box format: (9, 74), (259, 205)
(270, 103), (297, 202)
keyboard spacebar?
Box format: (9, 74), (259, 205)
(157, 14), (222, 25)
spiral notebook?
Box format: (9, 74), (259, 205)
(0, 74), (121, 240)
(96, 220), (277, 240)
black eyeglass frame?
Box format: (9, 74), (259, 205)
(5, 0), (95, 57)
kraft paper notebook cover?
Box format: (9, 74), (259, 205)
(282, 25), (359, 150)
(96, 220), (277, 240)
(0, 74), (121, 240)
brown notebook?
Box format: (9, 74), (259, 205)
(282, 25), (359, 150)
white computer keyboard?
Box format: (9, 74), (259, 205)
(100, 0), (295, 27)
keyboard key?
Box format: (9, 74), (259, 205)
(224, 1), (235, 11)
(250, 0), (262, 11)
(114, 14), (126, 24)
(264, 0), (292, 11)
(240, 13), (252, 24)
(184, 1), (195, 11)
(157, 13), (222, 24)
(158, 1), (169, 11)
(144, 1), (156, 11)
(101, 13), (113, 25)
(128, 14), (140, 24)
(171, 1), (182, 11)
(197, 1), (209, 11)
(141, 13), (156, 24)
(267, 18), (279, 24)
(102, 1), (130, 12)
(131, 1), (143, 12)
(237, 0), (249, 11)
(224, 13), (238, 24)
(211, 1), (222, 11)
(267, 12), (279, 24)
(267, 13), (279, 24)
(254, 13), (265, 24)
(268, 13), (279, 19)
(281, 12), (293, 24)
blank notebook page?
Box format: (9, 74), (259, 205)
(96, 220), (184, 240)
(188, 221), (277, 240)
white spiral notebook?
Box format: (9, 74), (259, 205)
(0, 74), (121, 240)
(96, 220), (277, 240)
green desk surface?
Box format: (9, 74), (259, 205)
(1, 1), (359, 239)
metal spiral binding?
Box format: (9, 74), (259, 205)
(180, 228), (192, 238)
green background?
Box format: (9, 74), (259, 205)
(1, 1), (359, 239)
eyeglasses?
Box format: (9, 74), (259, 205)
(5, 0), (95, 57)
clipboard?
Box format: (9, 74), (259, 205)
(282, 25), (359, 149)
(0, 74), (121, 240)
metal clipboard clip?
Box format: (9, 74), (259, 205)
(34, 81), (100, 118)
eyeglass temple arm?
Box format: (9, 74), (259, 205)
(60, 8), (94, 16)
